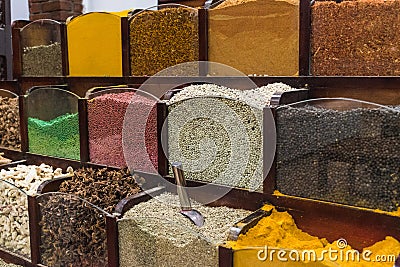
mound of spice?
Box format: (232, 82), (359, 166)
(87, 92), (158, 171)
(311, 0), (400, 76)
(228, 205), (327, 250)
(167, 83), (297, 190)
(0, 164), (72, 258)
(28, 113), (80, 160)
(59, 167), (141, 213)
(22, 43), (62, 76)
(208, 0), (299, 76)
(130, 7), (199, 76)
(0, 96), (21, 150)
(276, 105), (400, 211)
(119, 192), (251, 267)
(38, 167), (141, 267)
(227, 205), (400, 266)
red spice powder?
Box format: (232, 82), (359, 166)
(87, 92), (158, 172)
(311, 0), (400, 76)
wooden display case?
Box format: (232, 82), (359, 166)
(12, 19), (68, 78)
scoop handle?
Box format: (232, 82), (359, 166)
(172, 162), (192, 211)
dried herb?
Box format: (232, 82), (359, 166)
(38, 193), (108, 267)
(22, 42), (62, 77)
(129, 7), (199, 76)
(0, 97), (21, 150)
(39, 167), (141, 267)
(59, 167), (141, 213)
(0, 164), (72, 258)
(311, 0), (400, 76)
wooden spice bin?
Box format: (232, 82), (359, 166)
(19, 86), (89, 162)
(0, 88), (23, 152)
(114, 171), (268, 267)
(83, 87), (166, 175)
(161, 84), (309, 194)
(218, 197), (400, 267)
(0, 154), (83, 266)
(12, 19), (68, 79)
(66, 12), (129, 77)
(24, 154), (149, 267)
(265, 82), (400, 209)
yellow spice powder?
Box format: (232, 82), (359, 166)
(228, 207), (328, 250)
(227, 206), (400, 267)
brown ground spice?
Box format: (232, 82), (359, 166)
(208, 0), (299, 76)
(129, 7), (199, 76)
(311, 0), (400, 76)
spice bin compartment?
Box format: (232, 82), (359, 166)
(0, 158), (75, 265)
(23, 87), (83, 161)
(311, 0), (400, 76)
(12, 19), (67, 78)
(32, 163), (143, 267)
(219, 199), (400, 267)
(274, 98), (400, 212)
(163, 83), (308, 192)
(86, 87), (161, 173)
(207, 0), (300, 76)
(0, 180), (30, 259)
(67, 12), (128, 77)
(0, 89), (21, 151)
(129, 4), (199, 76)
(35, 193), (110, 267)
(116, 180), (260, 267)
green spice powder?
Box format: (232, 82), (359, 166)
(28, 113), (80, 160)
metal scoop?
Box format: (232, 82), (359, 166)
(172, 162), (204, 227)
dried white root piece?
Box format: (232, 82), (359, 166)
(0, 164), (74, 258)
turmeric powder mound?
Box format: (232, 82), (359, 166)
(227, 206), (400, 267)
(228, 208), (327, 250)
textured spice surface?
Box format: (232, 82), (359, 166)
(167, 83), (296, 190)
(209, 0), (299, 76)
(0, 97), (21, 150)
(39, 167), (140, 267)
(28, 113), (80, 160)
(0, 164), (72, 258)
(228, 206), (327, 249)
(88, 92), (158, 170)
(119, 192), (251, 267)
(311, 0), (400, 76)
(22, 43), (62, 76)
(228, 205), (400, 266)
(276, 105), (400, 211)
(130, 7), (199, 76)
(59, 167), (141, 213)
(38, 193), (108, 267)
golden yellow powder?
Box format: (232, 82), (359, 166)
(228, 208), (327, 250)
(227, 205), (400, 267)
